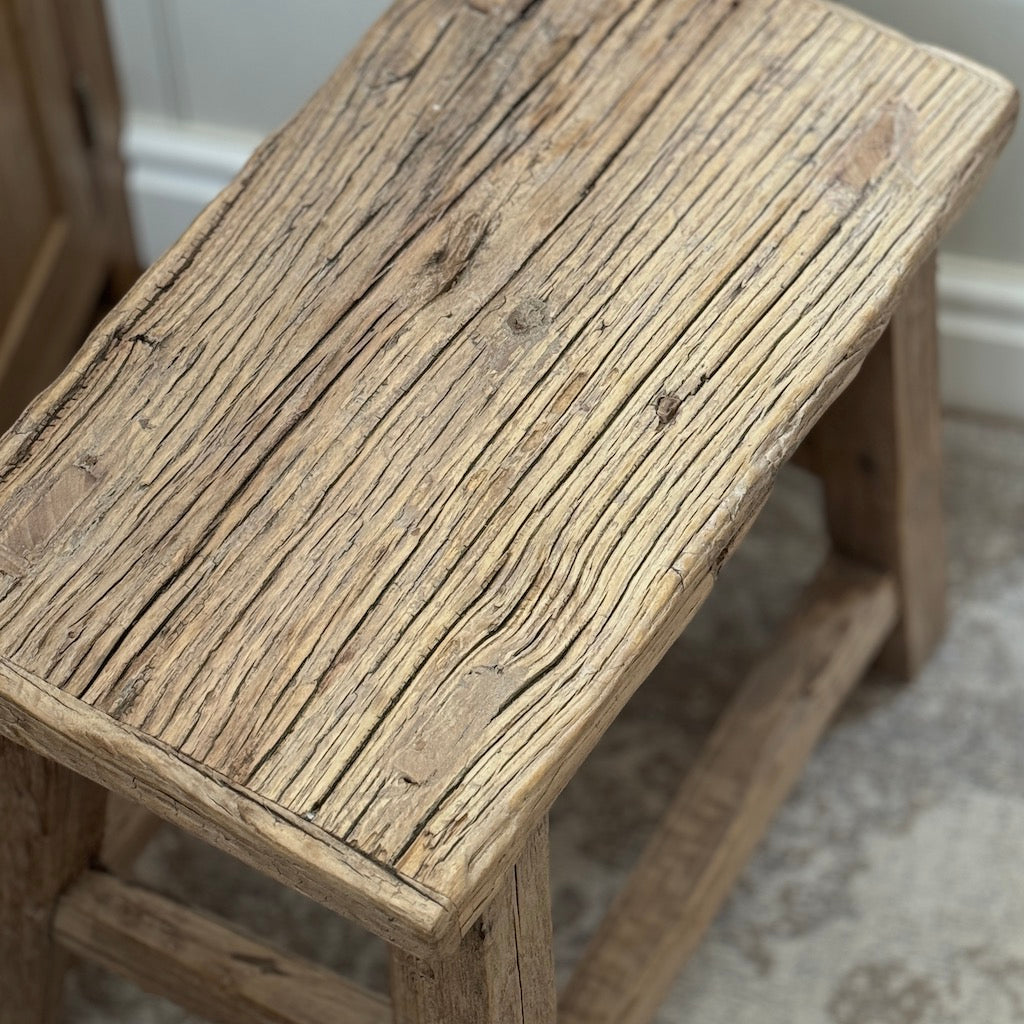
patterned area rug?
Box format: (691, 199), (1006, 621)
(65, 414), (1024, 1023)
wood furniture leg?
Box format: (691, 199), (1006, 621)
(390, 821), (557, 1024)
(807, 253), (946, 678)
(0, 736), (106, 1024)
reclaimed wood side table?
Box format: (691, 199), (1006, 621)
(0, 1), (1017, 1021)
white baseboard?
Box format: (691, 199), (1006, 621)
(123, 116), (261, 266)
(937, 255), (1024, 422)
(122, 116), (1024, 423)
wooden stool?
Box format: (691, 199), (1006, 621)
(0, 1), (1017, 1021)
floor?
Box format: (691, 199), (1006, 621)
(65, 414), (1024, 1023)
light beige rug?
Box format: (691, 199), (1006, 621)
(65, 414), (1024, 1023)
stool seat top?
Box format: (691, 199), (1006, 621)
(0, 0), (1015, 955)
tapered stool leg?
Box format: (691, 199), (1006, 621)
(390, 821), (557, 1024)
(808, 252), (946, 678)
(0, 737), (106, 1024)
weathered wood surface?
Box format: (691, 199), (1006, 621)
(55, 870), (392, 1024)
(0, 737), (106, 1024)
(391, 820), (556, 1024)
(0, 0), (1016, 953)
(559, 557), (897, 1024)
(807, 255), (946, 677)
(0, 655), (457, 956)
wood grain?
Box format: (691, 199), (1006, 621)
(0, 0), (1016, 952)
(0, 737), (106, 1024)
(54, 870), (391, 1024)
(391, 820), (556, 1023)
(807, 256), (946, 677)
(559, 557), (898, 1024)
(0, 654), (458, 957)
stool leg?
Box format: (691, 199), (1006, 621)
(0, 737), (106, 1024)
(809, 252), (945, 678)
(390, 820), (557, 1023)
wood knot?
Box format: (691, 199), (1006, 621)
(73, 452), (99, 475)
(655, 393), (682, 427)
(506, 297), (550, 335)
(828, 103), (916, 211)
(424, 212), (490, 298)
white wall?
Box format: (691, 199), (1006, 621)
(106, 0), (386, 133)
(104, 0), (1024, 419)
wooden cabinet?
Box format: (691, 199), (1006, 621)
(0, 0), (135, 432)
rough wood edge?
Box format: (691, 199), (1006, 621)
(55, 870), (391, 1024)
(823, 0), (1020, 102)
(0, 654), (460, 958)
(559, 556), (898, 1024)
